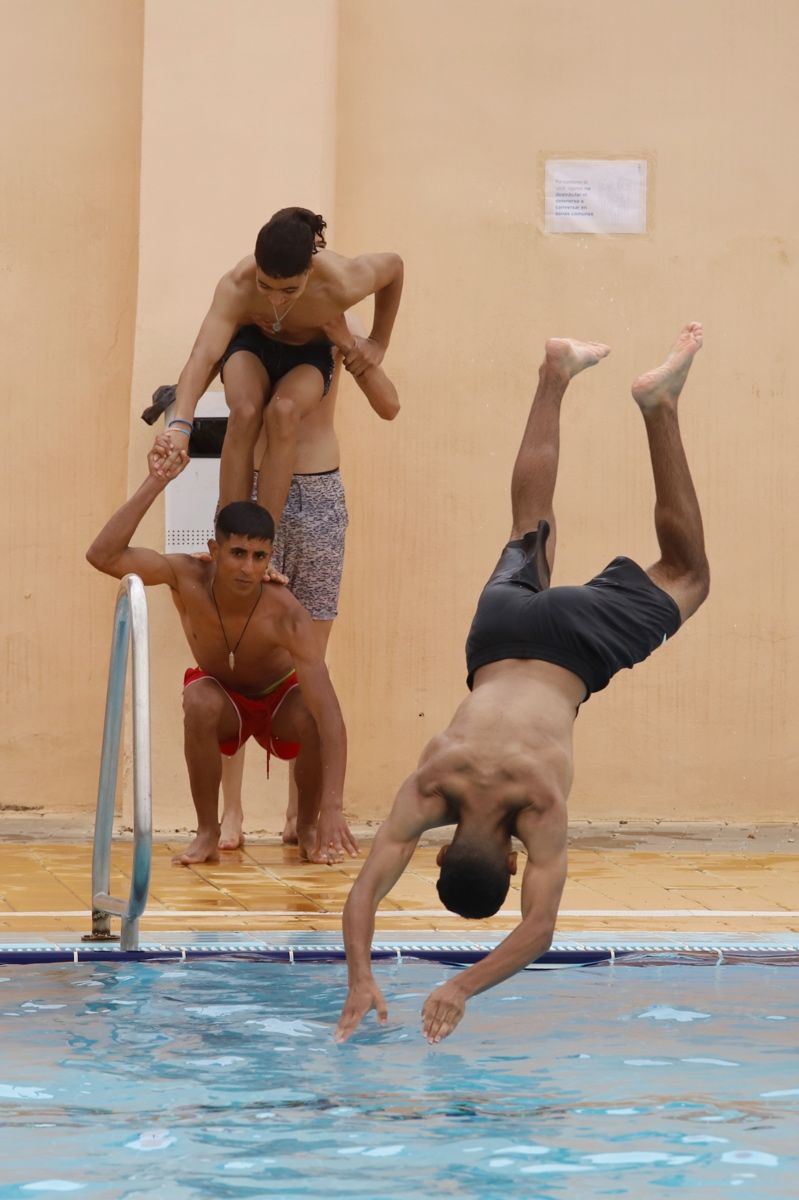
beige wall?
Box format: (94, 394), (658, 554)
(0, 0), (144, 814)
(332, 0), (799, 822)
(2, 0), (797, 831)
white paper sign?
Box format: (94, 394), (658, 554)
(545, 159), (647, 234)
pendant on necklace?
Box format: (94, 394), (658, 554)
(271, 320), (281, 332)
(229, 651), (235, 671)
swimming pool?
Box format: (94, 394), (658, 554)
(1, 948), (797, 1198)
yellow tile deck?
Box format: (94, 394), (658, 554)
(1, 835), (799, 939)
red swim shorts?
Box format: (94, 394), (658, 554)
(183, 667), (301, 767)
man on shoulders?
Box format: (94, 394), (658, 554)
(155, 206), (403, 524)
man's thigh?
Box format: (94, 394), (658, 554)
(269, 364), (327, 421)
(183, 677), (241, 744)
(222, 350), (272, 412)
(270, 686), (317, 747)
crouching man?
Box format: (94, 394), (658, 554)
(87, 440), (357, 866)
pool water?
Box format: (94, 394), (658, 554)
(0, 959), (797, 1198)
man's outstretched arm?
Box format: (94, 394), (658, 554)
(86, 440), (189, 586)
(154, 275), (241, 461)
(421, 800), (568, 1043)
(335, 776), (428, 1042)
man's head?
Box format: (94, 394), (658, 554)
(435, 834), (518, 919)
(254, 207), (327, 295)
(210, 502), (275, 591)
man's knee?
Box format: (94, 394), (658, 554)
(651, 558), (710, 623)
(226, 393), (265, 438)
(688, 561), (711, 612)
(183, 685), (225, 734)
(264, 394), (301, 443)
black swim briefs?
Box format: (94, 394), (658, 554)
(465, 520), (682, 697)
(220, 326), (335, 395)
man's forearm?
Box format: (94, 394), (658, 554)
(316, 708), (348, 811)
(342, 885), (378, 984)
(87, 476), (164, 573)
(356, 366), (400, 420)
(451, 920), (554, 1001)
(172, 354), (218, 423)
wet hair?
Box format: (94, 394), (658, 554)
(436, 838), (511, 919)
(254, 207), (327, 278)
(215, 501), (274, 544)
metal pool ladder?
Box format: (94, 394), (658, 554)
(84, 574), (152, 951)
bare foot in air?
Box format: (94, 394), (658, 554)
(632, 323), (704, 411)
(172, 829), (220, 866)
(219, 809), (244, 851)
(544, 337), (610, 381)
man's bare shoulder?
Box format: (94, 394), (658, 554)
(311, 248), (396, 307)
(168, 554), (212, 590)
(215, 257), (258, 308)
(307, 249), (349, 299)
(514, 789), (567, 842)
(416, 733), (458, 781)
(383, 769), (449, 840)
(400, 737), (457, 824)
(225, 255), (257, 286)
(259, 579), (314, 636)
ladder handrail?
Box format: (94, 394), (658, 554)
(88, 574), (152, 951)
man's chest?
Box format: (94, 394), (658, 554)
(245, 292), (340, 338)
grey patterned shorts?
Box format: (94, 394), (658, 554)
(252, 469), (348, 621)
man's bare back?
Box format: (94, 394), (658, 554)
(413, 661), (580, 832)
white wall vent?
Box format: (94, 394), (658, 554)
(164, 390), (227, 554)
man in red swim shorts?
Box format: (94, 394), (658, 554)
(87, 441), (357, 867)
(183, 666), (301, 766)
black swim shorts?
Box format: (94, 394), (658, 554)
(220, 326), (335, 395)
(465, 519), (682, 697)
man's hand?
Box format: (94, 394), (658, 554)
(335, 979), (388, 1043)
(310, 809), (359, 864)
(343, 335), (384, 378)
(148, 435), (188, 482)
(421, 978), (468, 1044)
(265, 565), (289, 586)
